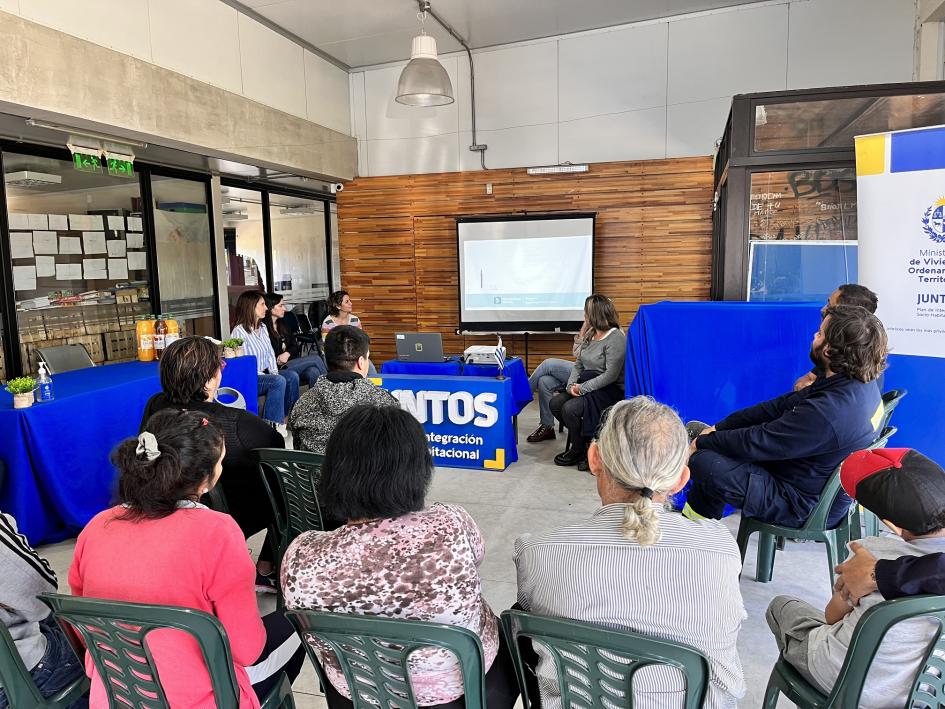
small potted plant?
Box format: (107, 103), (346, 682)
(5, 376), (36, 409)
(221, 338), (244, 359)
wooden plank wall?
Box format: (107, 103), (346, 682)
(336, 157), (714, 370)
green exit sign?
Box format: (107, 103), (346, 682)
(73, 153), (101, 173)
(107, 158), (135, 178)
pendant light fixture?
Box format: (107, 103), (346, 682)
(396, 1), (454, 107)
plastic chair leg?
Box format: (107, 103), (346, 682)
(735, 521), (751, 566)
(824, 530), (839, 589)
(756, 532), (776, 583)
(762, 680), (781, 709)
(865, 510), (880, 537)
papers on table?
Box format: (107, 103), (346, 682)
(106, 239), (126, 257)
(126, 232), (144, 249)
(127, 251), (148, 271)
(13, 265), (36, 291)
(108, 258), (128, 280)
(107, 215), (125, 231)
(7, 213), (29, 230)
(83, 258), (107, 280)
(48, 214), (69, 230)
(126, 216), (143, 231)
(35, 256), (55, 277)
(10, 232), (33, 259)
(59, 237), (82, 254)
(69, 214), (103, 231)
(28, 214), (48, 229)
(32, 231), (58, 255)
(56, 263), (82, 281)
(82, 232), (106, 254)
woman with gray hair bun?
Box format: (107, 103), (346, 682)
(514, 396), (747, 709)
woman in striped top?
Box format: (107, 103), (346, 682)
(230, 290), (300, 425)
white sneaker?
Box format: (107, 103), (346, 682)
(275, 423), (288, 438)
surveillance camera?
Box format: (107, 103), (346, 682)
(330, 183), (344, 194)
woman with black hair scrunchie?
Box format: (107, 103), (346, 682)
(69, 410), (304, 708)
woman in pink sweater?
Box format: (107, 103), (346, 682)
(69, 409), (304, 708)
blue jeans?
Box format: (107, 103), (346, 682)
(258, 371), (300, 423)
(528, 358), (573, 427)
(0, 616), (87, 709)
(283, 354), (327, 387)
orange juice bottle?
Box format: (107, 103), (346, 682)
(136, 316), (155, 362)
(164, 314), (180, 348)
(154, 315), (168, 360)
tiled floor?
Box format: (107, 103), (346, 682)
(39, 405), (835, 708)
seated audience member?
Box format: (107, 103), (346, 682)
(263, 292), (327, 388)
(288, 325), (397, 455)
(526, 318), (589, 443)
(514, 397), (746, 708)
(70, 410), (304, 708)
(767, 448), (945, 709)
(0, 513), (84, 709)
(794, 283), (878, 391)
(684, 304), (886, 528)
(140, 336), (284, 592)
(281, 405), (518, 709)
(320, 290), (377, 375)
(230, 290), (300, 426)
(549, 294), (626, 468)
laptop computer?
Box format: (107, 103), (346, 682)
(396, 332), (447, 362)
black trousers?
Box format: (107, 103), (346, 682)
(249, 612), (307, 701)
(549, 392), (586, 450)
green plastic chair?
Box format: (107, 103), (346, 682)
(251, 448), (325, 571)
(500, 609), (709, 709)
(763, 594), (945, 708)
(736, 426), (896, 587)
(857, 389), (908, 538)
(285, 609), (486, 709)
(38, 593), (295, 709)
(0, 621), (89, 708)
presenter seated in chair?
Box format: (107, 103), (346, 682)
(767, 448), (945, 708)
(684, 305), (887, 528)
(0, 512), (85, 709)
(69, 410), (304, 708)
(140, 336), (285, 593)
(794, 283), (878, 391)
(514, 397), (746, 708)
(281, 405), (518, 709)
(263, 292), (327, 388)
(549, 294), (626, 468)
(526, 317), (589, 443)
(288, 325), (398, 455)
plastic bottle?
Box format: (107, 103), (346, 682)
(163, 314), (180, 348)
(154, 315), (168, 361)
(136, 316), (155, 362)
(35, 362), (54, 402)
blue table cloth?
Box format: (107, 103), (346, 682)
(381, 357), (533, 415)
(0, 356), (258, 545)
(624, 301), (945, 504)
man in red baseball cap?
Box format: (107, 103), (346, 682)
(766, 448), (945, 708)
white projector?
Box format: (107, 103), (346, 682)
(463, 345), (499, 365)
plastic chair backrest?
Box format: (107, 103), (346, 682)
(214, 386), (247, 410)
(282, 311), (302, 336)
(38, 593), (241, 709)
(286, 610), (486, 709)
(252, 448), (325, 561)
(501, 609), (709, 709)
(879, 389), (907, 432)
(820, 595), (945, 707)
(308, 301), (330, 335)
(38, 344), (95, 374)
(799, 425), (896, 533)
(0, 620), (88, 708)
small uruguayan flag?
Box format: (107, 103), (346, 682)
(494, 336), (506, 373)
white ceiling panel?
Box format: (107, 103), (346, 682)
(231, 0), (774, 68)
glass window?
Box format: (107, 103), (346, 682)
(749, 168), (856, 242)
(3, 151), (147, 374)
(220, 186), (266, 327)
(330, 202), (340, 291)
(269, 194), (329, 309)
(748, 242), (857, 302)
(754, 93), (945, 152)
(151, 175), (216, 337)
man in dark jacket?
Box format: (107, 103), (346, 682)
(683, 305), (888, 528)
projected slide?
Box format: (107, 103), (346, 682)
(457, 215), (594, 330)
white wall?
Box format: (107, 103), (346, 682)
(351, 0), (918, 176)
(0, 0), (352, 136)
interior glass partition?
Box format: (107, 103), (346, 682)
(269, 195), (329, 305)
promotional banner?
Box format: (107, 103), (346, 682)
(371, 373), (517, 471)
(856, 126), (945, 358)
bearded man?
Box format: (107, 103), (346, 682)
(682, 305), (888, 528)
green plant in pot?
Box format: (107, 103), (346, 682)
(5, 376), (36, 409)
(221, 338), (244, 359)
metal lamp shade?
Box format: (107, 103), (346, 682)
(396, 34), (454, 106)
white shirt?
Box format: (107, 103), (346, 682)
(230, 323), (277, 374)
